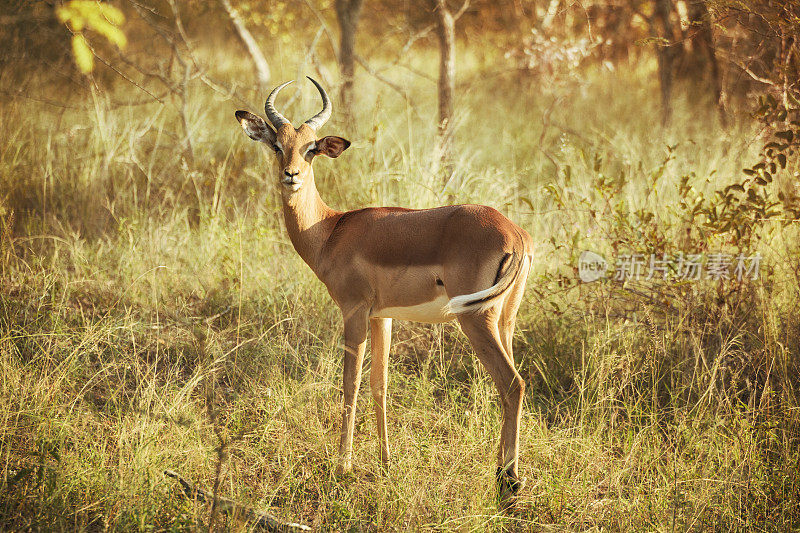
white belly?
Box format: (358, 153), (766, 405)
(371, 294), (455, 324)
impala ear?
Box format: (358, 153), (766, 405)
(316, 136), (351, 158)
(235, 110), (276, 144)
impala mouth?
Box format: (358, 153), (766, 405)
(281, 177), (303, 190)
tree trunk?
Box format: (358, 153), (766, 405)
(432, 0), (456, 176)
(219, 0), (270, 90)
(651, 0), (674, 125)
(687, 0), (726, 124)
(335, 0), (364, 126)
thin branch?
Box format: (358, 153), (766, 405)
(126, 0), (166, 19)
(306, 27), (335, 87)
(168, 0), (205, 75)
(728, 55), (779, 87)
(219, 0), (271, 87)
(300, 0), (340, 64)
(396, 62), (437, 83)
(113, 50), (179, 92)
(66, 24), (166, 104)
(133, 0), (250, 105)
(399, 24), (435, 58)
(354, 54), (409, 100)
(164, 470), (311, 532)
(197, 72), (252, 107)
(92, 52), (166, 104)
(0, 89), (84, 109)
(367, 23), (436, 76)
(453, 0), (471, 21)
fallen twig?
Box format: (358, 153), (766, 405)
(164, 469), (311, 532)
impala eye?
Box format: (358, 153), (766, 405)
(305, 144), (317, 157)
(272, 144), (282, 153)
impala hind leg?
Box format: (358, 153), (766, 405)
(498, 257), (529, 361)
(370, 317), (392, 467)
(458, 312), (525, 501)
(337, 307), (369, 475)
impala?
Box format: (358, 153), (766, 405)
(235, 77), (533, 501)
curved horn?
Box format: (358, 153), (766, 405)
(304, 76), (332, 131)
(264, 80), (293, 129)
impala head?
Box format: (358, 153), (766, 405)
(235, 77), (350, 193)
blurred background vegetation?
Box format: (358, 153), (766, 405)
(1, 0), (799, 530)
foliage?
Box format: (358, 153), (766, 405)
(56, 1), (127, 74)
(1, 0), (800, 530)
(506, 28), (603, 83)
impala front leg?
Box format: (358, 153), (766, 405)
(336, 307), (369, 475)
(370, 317), (392, 467)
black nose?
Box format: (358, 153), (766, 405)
(284, 169), (299, 178)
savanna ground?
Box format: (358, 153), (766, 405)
(2, 5), (800, 532)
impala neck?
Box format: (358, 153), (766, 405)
(281, 170), (339, 273)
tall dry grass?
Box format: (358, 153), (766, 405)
(1, 40), (798, 531)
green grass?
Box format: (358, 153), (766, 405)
(1, 42), (799, 531)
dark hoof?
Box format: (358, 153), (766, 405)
(496, 467), (523, 502)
